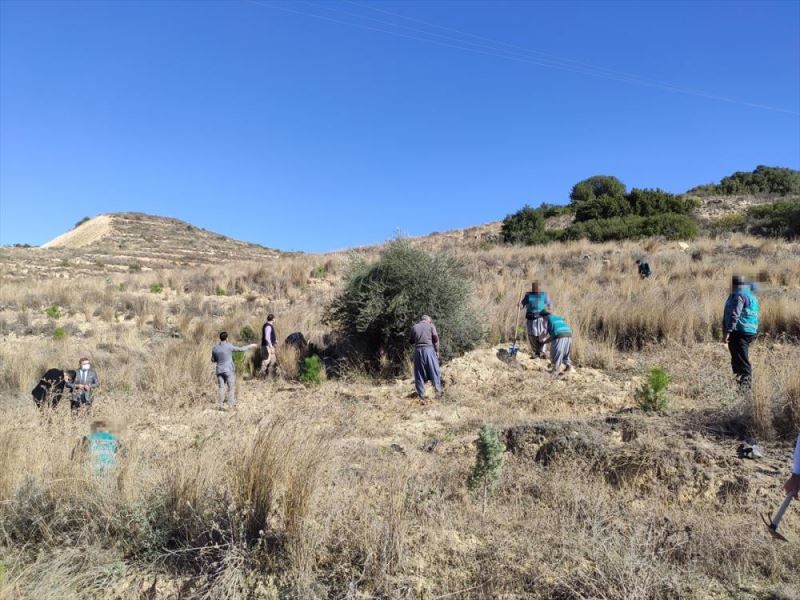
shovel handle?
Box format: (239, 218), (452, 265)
(771, 493), (793, 529)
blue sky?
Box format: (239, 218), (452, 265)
(1, 0), (798, 252)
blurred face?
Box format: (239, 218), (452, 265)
(80, 361), (90, 371)
(64, 371), (73, 382)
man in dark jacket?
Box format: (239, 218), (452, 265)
(32, 368), (75, 409)
(722, 275), (759, 388)
(66, 357), (99, 412)
(635, 259), (652, 279)
(259, 314), (277, 377)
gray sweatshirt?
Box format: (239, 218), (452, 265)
(211, 341), (251, 375)
(410, 321), (439, 352)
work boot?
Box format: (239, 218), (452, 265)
(435, 390), (443, 400)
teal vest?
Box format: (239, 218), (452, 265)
(735, 287), (759, 334)
(88, 431), (118, 476)
(526, 292), (549, 315)
(548, 314), (572, 337)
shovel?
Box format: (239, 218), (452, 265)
(761, 493), (793, 542)
(508, 284), (524, 360)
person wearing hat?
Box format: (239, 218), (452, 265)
(540, 310), (574, 378)
(409, 315), (443, 401)
(722, 274), (759, 388)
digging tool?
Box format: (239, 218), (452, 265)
(761, 493), (793, 542)
(508, 283), (524, 360)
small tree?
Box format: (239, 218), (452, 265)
(326, 240), (482, 374)
(569, 175), (627, 205)
(637, 367), (671, 412)
(468, 425), (505, 511)
(500, 205), (546, 244)
(299, 355), (325, 385)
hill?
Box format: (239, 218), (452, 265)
(0, 212), (282, 282)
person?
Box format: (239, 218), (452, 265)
(409, 315), (443, 402)
(635, 259), (652, 279)
(722, 274), (759, 388)
(31, 368), (75, 409)
(540, 310), (573, 377)
(784, 433), (800, 500)
(74, 420), (121, 477)
(259, 314), (278, 377)
(66, 357), (99, 413)
(519, 282), (552, 359)
(211, 331), (258, 410)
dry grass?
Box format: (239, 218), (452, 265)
(1, 233), (799, 598)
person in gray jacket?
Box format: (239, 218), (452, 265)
(211, 331), (257, 410)
(409, 316), (443, 402)
(66, 357), (99, 413)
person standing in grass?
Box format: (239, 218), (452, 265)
(722, 275), (759, 389)
(540, 310), (573, 378)
(67, 357), (98, 413)
(635, 259), (652, 279)
(519, 281), (552, 359)
(212, 331), (258, 410)
(409, 315), (443, 402)
(259, 313), (277, 377)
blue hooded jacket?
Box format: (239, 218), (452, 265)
(723, 285), (759, 335)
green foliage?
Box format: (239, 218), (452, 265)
(746, 200), (800, 239)
(569, 175), (627, 205)
(468, 424), (505, 493)
(149, 283), (163, 294)
(128, 263), (142, 273)
(637, 367), (671, 413)
(564, 213), (698, 242)
(239, 325), (258, 344)
(232, 351), (253, 377)
(537, 203), (573, 218)
(215, 286), (227, 296)
(326, 240), (482, 373)
(311, 264), (328, 279)
(689, 165), (800, 196)
(574, 195), (632, 222)
(500, 205), (546, 244)
(45, 305), (61, 319)
(52, 327), (67, 341)
(626, 188), (697, 216)
(74, 216), (91, 229)
(300, 354), (325, 385)
(709, 213), (747, 235)
(118, 283), (128, 292)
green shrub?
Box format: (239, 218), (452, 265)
(570, 175), (627, 205)
(746, 200), (800, 238)
(53, 327), (67, 341)
(74, 216), (91, 229)
(215, 286), (227, 296)
(500, 205), (545, 244)
(574, 195), (632, 222)
(45, 305), (61, 319)
(710, 213), (747, 234)
(239, 325), (258, 344)
(688, 166), (800, 196)
(300, 354), (324, 385)
(232, 351), (253, 377)
(326, 240), (482, 374)
(468, 424), (505, 496)
(311, 265), (328, 279)
(538, 203), (573, 218)
(128, 263), (142, 272)
(627, 188), (696, 216)
(564, 213), (697, 242)
(637, 367), (671, 413)
(149, 283), (163, 294)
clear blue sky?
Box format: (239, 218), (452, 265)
(1, 0), (798, 251)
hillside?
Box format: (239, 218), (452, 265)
(0, 212), (282, 282)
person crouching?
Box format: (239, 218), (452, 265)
(540, 310), (574, 378)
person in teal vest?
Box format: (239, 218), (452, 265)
(722, 275), (759, 388)
(540, 310), (573, 377)
(519, 281), (552, 359)
(74, 420), (121, 477)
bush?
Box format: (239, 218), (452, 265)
(149, 283), (163, 294)
(468, 424), (505, 496)
(637, 367), (671, 412)
(326, 240), (482, 374)
(564, 213), (697, 242)
(500, 205), (545, 244)
(239, 325), (258, 344)
(570, 176), (626, 205)
(710, 213), (747, 235)
(299, 355), (325, 385)
(74, 216), (90, 229)
(627, 188), (696, 216)
(746, 200), (800, 238)
(688, 165), (800, 196)
(52, 327), (67, 341)
(215, 286), (227, 296)
(574, 196), (632, 222)
(45, 306), (61, 319)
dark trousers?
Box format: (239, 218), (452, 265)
(728, 332), (756, 387)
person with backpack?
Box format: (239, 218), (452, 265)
(722, 275), (760, 388)
(31, 367), (75, 410)
(211, 332), (258, 410)
(540, 310), (573, 378)
(636, 259), (652, 279)
(519, 281), (552, 359)
(259, 313), (278, 377)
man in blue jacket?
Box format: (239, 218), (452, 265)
(722, 275), (759, 388)
(540, 310), (573, 378)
